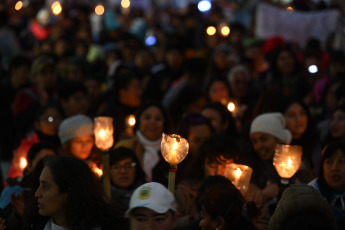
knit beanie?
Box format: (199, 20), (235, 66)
(250, 112), (292, 144)
(59, 114), (94, 145)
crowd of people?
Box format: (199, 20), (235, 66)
(0, 0), (345, 229)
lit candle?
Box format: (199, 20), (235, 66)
(161, 133), (189, 193)
(20, 157), (27, 170)
(273, 144), (302, 184)
(227, 102), (236, 112)
(224, 163), (252, 195)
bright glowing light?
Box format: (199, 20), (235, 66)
(15, 1), (23, 10)
(121, 0), (130, 8)
(206, 26), (216, 36)
(287, 158), (292, 168)
(128, 115), (136, 127)
(20, 157), (27, 170)
(198, 0), (211, 12)
(287, 6), (294, 11)
(308, 65), (318, 74)
(51, 1), (62, 15)
(235, 168), (242, 177)
(99, 129), (106, 138)
(145, 35), (157, 46)
(221, 26), (230, 36)
(95, 4), (105, 15)
(227, 102), (235, 112)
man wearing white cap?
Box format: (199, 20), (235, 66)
(125, 182), (177, 230)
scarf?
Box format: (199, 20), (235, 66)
(136, 130), (161, 181)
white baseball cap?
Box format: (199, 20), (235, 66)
(125, 182), (176, 217)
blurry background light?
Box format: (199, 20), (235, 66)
(198, 0), (211, 12)
(95, 4), (105, 15)
(206, 26), (216, 36)
(15, 1), (23, 10)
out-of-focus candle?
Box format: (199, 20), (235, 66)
(20, 157), (27, 170)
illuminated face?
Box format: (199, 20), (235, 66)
(204, 156), (234, 178)
(35, 167), (67, 224)
(323, 149), (345, 193)
(330, 110), (345, 141)
(110, 157), (136, 189)
(201, 108), (224, 134)
(188, 124), (211, 157)
(251, 132), (281, 161)
(69, 135), (94, 160)
(284, 103), (308, 139)
(129, 208), (176, 230)
(139, 106), (164, 141)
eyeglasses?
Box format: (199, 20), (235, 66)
(111, 162), (136, 171)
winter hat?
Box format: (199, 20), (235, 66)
(58, 114), (94, 145)
(125, 182), (176, 217)
(250, 112), (292, 144)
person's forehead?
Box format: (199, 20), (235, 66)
(132, 207), (166, 216)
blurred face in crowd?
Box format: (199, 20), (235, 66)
(276, 50), (295, 76)
(110, 157), (137, 189)
(230, 71), (249, 100)
(208, 80), (229, 103)
(35, 166), (67, 226)
(35, 107), (62, 136)
(34, 64), (57, 90)
(188, 124), (211, 157)
(139, 106), (164, 141)
(119, 78), (142, 108)
(284, 103), (308, 139)
(68, 135), (94, 160)
(204, 155), (234, 178)
(129, 208), (176, 230)
(251, 132), (281, 161)
(201, 108), (226, 134)
(323, 149), (345, 193)
(330, 109), (345, 141)
(61, 91), (89, 117)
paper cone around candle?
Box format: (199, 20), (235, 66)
(161, 133), (189, 166)
(224, 163), (253, 195)
(273, 144), (302, 183)
(94, 116), (114, 151)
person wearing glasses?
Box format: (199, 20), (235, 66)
(109, 147), (146, 212)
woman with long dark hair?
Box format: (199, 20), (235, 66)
(23, 156), (127, 230)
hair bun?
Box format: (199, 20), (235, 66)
(242, 201), (258, 221)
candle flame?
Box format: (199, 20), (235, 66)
(235, 167), (242, 177)
(20, 157), (27, 169)
(287, 158), (292, 167)
(128, 115), (136, 127)
(227, 102), (235, 112)
(99, 129), (105, 138)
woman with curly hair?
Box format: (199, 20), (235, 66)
(23, 156), (127, 230)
